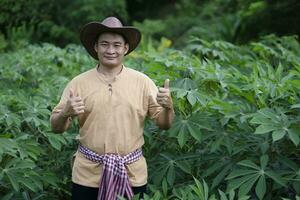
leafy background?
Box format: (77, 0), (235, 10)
(0, 0), (299, 199)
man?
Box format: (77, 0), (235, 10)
(50, 16), (174, 200)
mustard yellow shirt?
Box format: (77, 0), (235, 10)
(51, 66), (163, 187)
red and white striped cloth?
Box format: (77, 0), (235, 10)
(78, 144), (143, 200)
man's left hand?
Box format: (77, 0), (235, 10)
(157, 79), (173, 109)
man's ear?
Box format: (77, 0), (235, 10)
(94, 43), (98, 52)
(124, 43), (129, 54)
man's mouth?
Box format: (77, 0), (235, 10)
(105, 56), (117, 59)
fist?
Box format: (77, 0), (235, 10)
(157, 79), (173, 109)
(62, 89), (85, 117)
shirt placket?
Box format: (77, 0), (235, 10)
(107, 83), (113, 113)
(108, 83), (112, 96)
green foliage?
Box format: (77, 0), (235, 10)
(0, 44), (94, 198)
(1, 0), (299, 52)
(236, 0), (300, 42)
(1, 34), (300, 199)
(0, 0), (128, 48)
(129, 34), (300, 199)
(133, 0), (300, 47)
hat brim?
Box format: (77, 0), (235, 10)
(80, 22), (141, 60)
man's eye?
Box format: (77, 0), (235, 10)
(100, 43), (108, 47)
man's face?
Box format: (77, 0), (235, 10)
(94, 32), (129, 68)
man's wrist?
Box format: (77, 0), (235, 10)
(60, 110), (70, 119)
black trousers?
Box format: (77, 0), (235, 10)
(71, 182), (147, 200)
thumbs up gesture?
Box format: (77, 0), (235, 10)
(62, 89), (85, 118)
(157, 79), (173, 109)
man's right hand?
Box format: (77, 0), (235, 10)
(61, 89), (85, 118)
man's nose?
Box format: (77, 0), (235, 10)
(106, 45), (115, 53)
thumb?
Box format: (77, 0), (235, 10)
(69, 88), (74, 99)
(164, 79), (170, 89)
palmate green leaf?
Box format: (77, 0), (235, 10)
(203, 161), (227, 178)
(168, 118), (182, 137)
(0, 138), (18, 155)
(237, 160), (260, 170)
(172, 187), (184, 199)
(254, 124), (280, 134)
(275, 62), (283, 80)
(288, 78), (300, 88)
(16, 145), (29, 160)
(218, 190), (250, 200)
(187, 91), (197, 106)
(175, 160), (192, 174)
(46, 133), (67, 150)
(255, 175), (266, 200)
(176, 77), (196, 90)
(191, 177), (206, 199)
(5, 158), (20, 169)
(6, 171), (19, 192)
(167, 164), (175, 186)
(259, 141), (269, 154)
(174, 186), (197, 200)
(187, 90), (207, 106)
(218, 190), (228, 200)
(278, 156), (299, 171)
(152, 162), (169, 185)
(229, 190), (235, 200)
(238, 174), (260, 197)
(272, 129), (286, 142)
(260, 155), (268, 169)
(177, 127), (187, 148)
(48, 136), (62, 150)
(24, 143), (44, 160)
(187, 122), (202, 142)
(212, 164), (232, 189)
(12, 160), (35, 170)
(203, 180), (209, 200)
(209, 195), (217, 200)
(175, 88), (188, 98)
(38, 172), (57, 188)
(19, 177), (38, 192)
(210, 99), (236, 114)
(291, 104), (300, 109)
(160, 153), (172, 161)
(287, 128), (300, 146)
(24, 170), (43, 189)
(170, 117), (203, 147)
(226, 169), (257, 180)
(190, 185), (203, 199)
(210, 135), (224, 152)
(269, 83), (277, 98)
(162, 178), (168, 197)
(258, 108), (280, 123)
(265, 170), (286, 186)
(227, 174), (256, 192)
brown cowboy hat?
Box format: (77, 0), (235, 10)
(80, 16), (141, 60)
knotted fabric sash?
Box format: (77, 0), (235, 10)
(78, 144), (143, 200)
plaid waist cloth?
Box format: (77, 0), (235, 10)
(78, 144), (143, 200)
